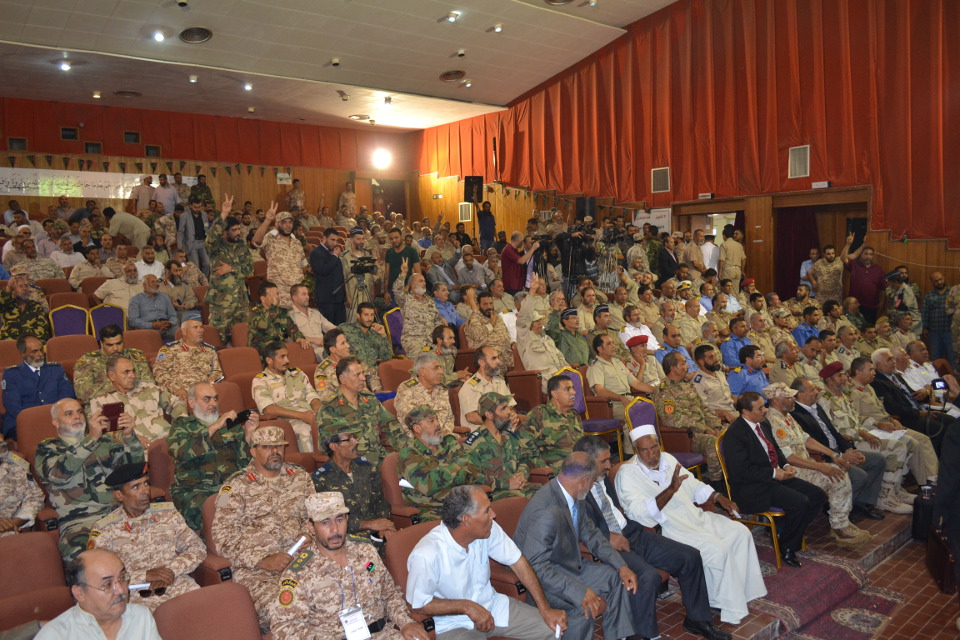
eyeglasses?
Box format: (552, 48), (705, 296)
(80, 572), (130, 595)
(134, 586), (167, 598)
(334, 435), (357, 444)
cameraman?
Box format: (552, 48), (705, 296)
(341, 227), (376, 308)
(502, 231), (539, 295)
(554, 221), (595, 297)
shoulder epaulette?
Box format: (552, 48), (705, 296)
(288, 366), (301, 373)
(422, 345), (432, 352)
(93, 513), (120, 527)
(693, 374), (702, 383)
(463, 431), (482, 446)
(289, 550), (314, 573)
(200, 342), (216, 350)
(733, 367), (743, 373)
(255, 372), (266, 378)
(468, 377), (480, 386)
(319, 359), (331, 368)
(161, 340), (179, 348)
(356, 456), (371, 467)
(149, 502), (175, 511)
(5, 452), (29, 470)
(403, 378), (418, 387)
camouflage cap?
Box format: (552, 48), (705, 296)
(276, 211), (293, 222)
(406, 404), (437, 426)
(770, 308), (791, 319)
(250, 425), (288, 446)
(477, 392), (513, 418)
(306, 491), (350, 522)
(762, 382), (798, 400)
(105, 462), (149, 488)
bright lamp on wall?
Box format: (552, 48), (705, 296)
(372, 149), (392, 170)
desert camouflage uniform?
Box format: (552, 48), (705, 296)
(105, 257), (132, 279)
(10, 257), (65, 281)
(422, 345), (460, 387)
(848, 382), (938, 484)
(690, 370), (736, 416)
(785, 296), (820, 319)
(181, 261), (208, 288)
(457, 373), (516, 427)
(71, 348), (153, 404)
(312, 358), (343, 403)
(339, 322), (392, 392)
(167, 416), (250, 531)
(464, 310), (514, 369)
(87, 502), (204, 611)
(252, 367), (319, 452)
(315, 390), (404, 467)
(154, 214), (177, 249)
(213, 461), (314, 632)
(0, 289), (51, 342)
(34, 431), (144, 559)
(464, 427), (543, 500)
(262, 233), (305, 309)
(767, 359), (801, 387)
(311, 457), (390, 542)
(0, 451), (44, 534)
(810, 257), (844, 303)
(152, 340), (222, 398)
(769, 326), (798, 350)
(653, 378), (722, 481)
(89, 382), (186, 444)
(392, 278), (444, 357)
(248, 304), (304, 350)
(521, 403), (583, 471)
(767, 406), (855, 530)
(270, 540), (415, 640)
(395, 378), (456, 436)
(207, 217), (253, 344)
(397, 435), (483, 520)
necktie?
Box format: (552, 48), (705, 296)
(755, 424), (778, 469)
(595, 487), (622, 534)
(890, 374), (921, 409)
(571, 501), (580, 531)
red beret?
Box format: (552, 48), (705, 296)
(742, 278), (756, 286)
(819, 361), (845, 379)
(626, 335), (649, 348)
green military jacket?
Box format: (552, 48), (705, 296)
(463, 426), (542, 499)
(396, 435), (483, 520)
(311, 457), (390, 538)
(653, 378), (720, 433)
(73, 348), (154, 403)
(315, 390), (404, 467)
(0, 289), (51, 342)
(521, 402), (583, 470)
(549, 327), (591, 367)
(206, 217), (253, 296)
(247, 304), (304, 349)
(339, 322), (393, 370)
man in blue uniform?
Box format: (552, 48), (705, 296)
(727, 345), (770, 398)
(720, 318), (753, 368)
(1, 333), (75, 438)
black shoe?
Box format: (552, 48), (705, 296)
(683, 617), (732, 640)
(782, 548), (803, 568)
(854, 504), (885, 520)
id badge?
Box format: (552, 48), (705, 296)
(339, 605), (371, 640)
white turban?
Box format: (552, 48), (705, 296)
(629, 424), (657, 442)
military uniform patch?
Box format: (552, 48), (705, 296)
(693, 374), (702, 383)
(404, 378), (418, 387)
(278, 588), (295, 607)
(219, 484), (233, 494)
(289, 549), (313, 573)
(775, 428), (787, 439)
(281, 578), (299, 589)
(463, 431), (481, 446)
(663, 401), (675, 415)
(468, 377), (480, 386)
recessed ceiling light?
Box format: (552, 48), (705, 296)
(243, 82), (253, 91)
(179, 26), (212, 43)
(59, 61), (71, 71)
(493, 23), (503, 32)
(189, 75), (198, 83)
(153, 30), (165, 42)
(439, 70), (466, 83)
(369, 119), (376, 126)
(92, 91), (101, 99)
(463, 79), (473, 88)
(438, 10), (461, 23)
(247, 106), (256, 113)
(348, 114), (370, 120)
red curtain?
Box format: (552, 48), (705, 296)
(413, 0), (959, 247)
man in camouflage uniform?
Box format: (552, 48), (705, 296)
(105, 244), (134, 279)
(426, 325), (470, 387)
(68, 246), (113, 290)
(0, 275), (51, 341)
(10, 238), (65, 280)
(154, 208), (178, 251)
(312, 427), (395, 544)
(458, 346), (517, 428)
(521, 374), (583, 472)
(207, 195), (253, 345)
(153, 312), (223, 402)
(212, 425), (315, 632)
(395, 353), (456, 436)
(253, 209), (305, 310)
(464, 290), (515, 369)
(268, 492), (427, 640)
(315, 356), (405, 468)
(339, 302), (393, 392)
(653, 352), (723, 483)
(465, 392), (544, 500)
(0, 440), (44, 536)
(247, 280), (310, 350)
(341, 227), (377, 309)
(86, 462), (204, 611)
(174, 249), (209, 288)
(689, 344), (737, 424)
(767, 308), (798, 348)
(252, 342), (321, 452)
(167, 381), (259, 531)
(35, 398), (145, 559)
(392, 262), (444, 357)
(313, 328), (352, 403)
(89, 354), (185, 445)
(808, 242), (849, 303)
(397, 406), (485, 521)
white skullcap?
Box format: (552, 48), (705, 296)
(629, 425), (657, 442)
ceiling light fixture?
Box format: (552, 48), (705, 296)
(92, 90), (101, 99)
(189, 74), (198, 83)
(348, 114), (369, 120)
(369, 119), (376, 126)
(463, 79), (473, 88)
(243, 82), (253, 91)
(153, 30), (165, 41)
(337, 90), (350, 101)
(493, 23), (503, 32)
(438, 10), (461, 23)
(59, 61), (71, 71)
(372, 149), (392, 169)
(247, 107), (256, 113)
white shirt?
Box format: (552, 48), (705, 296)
(744, 418), (780, 478)
(618, 322), (661, 351)
(501, 311), (518, 343)
(406, 521), (521, 634)
(701, 242), (719, 271)
(633, 454), (715, 523)
(50, 250), (85, 269)
(36, 603), (162, 640)
(135, 260), (164, 282)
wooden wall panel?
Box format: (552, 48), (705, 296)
(743, 196), (775, 294)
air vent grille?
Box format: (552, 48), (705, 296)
(651, 167), (670, 193)
(788, 145), (810, 179)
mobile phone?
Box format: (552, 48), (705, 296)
(226, 409), (252, 429)
(102, 402), (125, 431)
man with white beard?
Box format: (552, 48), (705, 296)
(167, 382), (259, 530)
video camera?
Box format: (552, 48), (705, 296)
(350, 255), (379, 276)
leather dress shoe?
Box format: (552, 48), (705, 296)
(782, 548), (803, 568)
(854, 504), (885, 520)
(683, 618), (732, 640)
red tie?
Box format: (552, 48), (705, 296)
(755, 425), (778, 469)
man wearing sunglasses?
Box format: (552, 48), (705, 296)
(87, 462), (205, 611)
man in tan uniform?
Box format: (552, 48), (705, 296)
(677, 298), (705, 349)
(808, 241), (850, 303)
(253, 209), (305, 309)
(395, 353), (456, 436)
(625, 335), (664, 388)
(587, 334), (651, 429)
(458, 346), (516, 428)
(87, 462), (204, 611)
(252, 342), (322, 452)
(212, 425), (316, 632)
(747, 313), (776, 361)
(690, 344), (737, 423)
(0, 440), (44, 536)
(153, 311), (223, 402)
(768, 341), (803, 387)
(717, 226), (745, 293)
(518, 312), (568, 392)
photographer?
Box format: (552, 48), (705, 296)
(340, 227), (377, 308)
(554, 222), (596, 298)
(502, 232), (539, 295)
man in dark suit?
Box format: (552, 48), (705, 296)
(514, 452), (637, 640)
(1, 333), (75, 439)
(723, 391), (827, 568)
(309, 227), (347, 325)
(573, 436), (730, 640)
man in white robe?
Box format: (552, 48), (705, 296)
(616, 425), (767, 625)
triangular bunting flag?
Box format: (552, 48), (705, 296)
(86, 160), (93, 170)
(273, 168), (279, 176)
(119, 162), (127, 173)
(246, 165), (252, 175)
(26, 155), (36, 167)
(7, 157), (15, 168)
(235, 164), (241, 172)
(210, 167), (217, 177)
(135, 162), (143, 173)
(150, 162), (158, 173)
(102, 162), (110, 172)
(195, 165), (201, 175)
(180, 160), (186, 170)
(45, 155), (53, 167)
(77, 159), (84, 170)
(63, 157), (70, 169)
(260, 167), (265, 177)
(224, 166), (232, 176)
(166, 162), (173, 173)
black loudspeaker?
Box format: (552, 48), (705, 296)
(846, 217), (868, 253)
(464, 176), (483, 203)
(575, 197), (596, 221)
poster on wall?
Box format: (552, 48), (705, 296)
(632, 208), (671, 233)
(277, 172), (292, 185)
(0, 168), (196, 200)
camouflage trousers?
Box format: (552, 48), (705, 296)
(401, 334), (432, 360)
(691, 431), (722, 482)
(59, 515), (103, 560)
(795, 465), (854, 530)
(365, 370), (383, 393)
(209, 288), (251, 345)
(129, 575), (200, 612)
(172, 487), (214, 532)
(288, 419), (314, 453)
(234, 567), (282, 633)
(855, 438), (908, 484)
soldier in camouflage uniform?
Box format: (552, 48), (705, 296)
(252, 342), (321, 452)
(315, 357), (405, 468)
(268, 492), (425, 640)
(206, 195), (253, 345)
(0, 440), (44, 536)
(339, 302), (393, 392)
(167, 382), (259, 531)
(247, 280), (309, 350)
(396, 406), (484, 521)
(87, 462), (204, 611)
(653, 352), (723, 483)
(253, 209), (305, 310)
(173, 249), (209, 288)
(464, 291), (515, 369)
(395, 353), (456, 436)
(213, 425), (315, 632)
(10, 239), (65, 280)
(465, 392), (544, 500)
(154, 211), (178, 250)
(34, 398), (145, 559)
(392, 263), (444, 357)
(105, 244), (134, 279)
(313, 328), (351, 403)
(312, 427), (394, 544)
(521, 374), (583, 471)
(426, 325), (470, 387)
(0, 275), (51, 342)
(153, 312), (223, 402)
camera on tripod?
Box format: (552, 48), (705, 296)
(350, 256), (378, 275)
